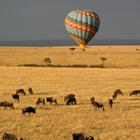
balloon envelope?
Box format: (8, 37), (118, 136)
(65, 9), (100, 48)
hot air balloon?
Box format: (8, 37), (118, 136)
(65, 9), (100, 51)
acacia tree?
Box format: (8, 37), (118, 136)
(69, 47), (76, 55)
(100, 57), (107, 67)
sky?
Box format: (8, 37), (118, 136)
(0, 0), (140, 41)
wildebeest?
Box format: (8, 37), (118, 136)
(28, 87), (33, 95)
(64, 94), (76, 105)
(46, 97), (58, 105)
(12, 94), (20, 102)
(0, 101), (14, 109)
(2, 132), (18, 140)
(92, 101), (104, 111)
(130, 90), (140, 96)
(108, 99), (113, 108)
(36, 98), (45, 106)
(72, 132), (94, 140)
(22, 106), (36, 115)
(16, 89), (26, 95)
(90, 97), (104, 111)
(112, 89), (123, 100)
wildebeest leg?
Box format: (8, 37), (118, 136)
(66, 100), (70, 105)
(11, 104), (15, 109)
(102, 106), (105, 111)
(109, 104), (112, 108)
(96, 107), (99, 111)
(93, 106), (97, 111)
(55, 100), (58, 105)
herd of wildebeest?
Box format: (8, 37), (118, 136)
(1, 87), (140, 140)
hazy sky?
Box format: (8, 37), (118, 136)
(0, 0), (140, 41)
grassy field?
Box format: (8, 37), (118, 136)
(0, 45), (140, 68)
(0, 46), (140, 140)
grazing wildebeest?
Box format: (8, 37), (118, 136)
(16, 89), (26, 95)
(130, 90), (140, 96)
(12, 94), (20, 102)
(108, 99), (113, 108)
(36, 98), (45, 106)
(0, 101), (14, 109)
(64, 94), (76, 105)
(28, 88), (33, 95)
(92, 101), (105, 111)
(112, 89), (123, 100)
(2, 132), (18, 140)
(90, 97), (104, 111)
(72, 132), (94, 140)
(46, 97), (58, 105)
(22, 106), (36, 115)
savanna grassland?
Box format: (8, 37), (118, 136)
(1, 45), (140, 68)
(0, 46), (140, 140)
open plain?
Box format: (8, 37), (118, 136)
(0, 46), (140, 140)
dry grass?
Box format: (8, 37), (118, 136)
(0, 45), (140, 68)
(0, 66), (140, 140)
(0, 46), (140, 140)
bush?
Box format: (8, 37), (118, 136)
(44, 57), (52, 64)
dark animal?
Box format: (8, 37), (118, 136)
(16, 89), (26, 95)
(2, 132), (18, 140)
(64, 94), (76, 105)
(22, 106), (36, 115)
(12, 94), (20, 102)
(36, 98), (45, 106)
(90, 97), (104, 111)
(46, 97), (58, 105)
(28, 88), (33, 95)
(108, 99), (113, 108)
(72, 132), (94, 140)
(130, 90), (140, 96)
(0, 101), (14, 109)
(92, 101), (105, 111)
(112, 89), (123, 100)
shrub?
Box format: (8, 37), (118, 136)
(44, 57), (52, 64)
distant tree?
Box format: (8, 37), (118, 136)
(69, 47), (76, 55)
(100, 57), (107, 67)
(44, 57), (52, 64)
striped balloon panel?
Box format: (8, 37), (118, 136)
(65, 9), (100, 46)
